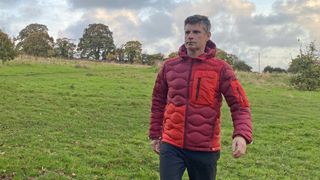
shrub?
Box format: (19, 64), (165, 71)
(289, 42), (320, 91)
(0, 30), (16, 63)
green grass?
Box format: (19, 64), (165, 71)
(0, 57), (319, 179)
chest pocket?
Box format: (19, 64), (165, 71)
(191, 70), (218, 106)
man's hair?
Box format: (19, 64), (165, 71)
(184, 15), (211, 32)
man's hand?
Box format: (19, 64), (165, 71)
(150, 139), (161, 155)
(232, 136), (247, 158)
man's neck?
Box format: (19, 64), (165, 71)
(187, 49), (205, 58)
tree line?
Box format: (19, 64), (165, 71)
(0, 23), (164, 65)
(1, 23), (319, 90)
(1, 23), (253, 69)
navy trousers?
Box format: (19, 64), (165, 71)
(160, 142), (220, 180)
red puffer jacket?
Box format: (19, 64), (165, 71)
(149, 40), (252, 152)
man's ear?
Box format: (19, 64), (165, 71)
(207, 32), (211, 39)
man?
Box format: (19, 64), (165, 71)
(149, 15), (252, 180)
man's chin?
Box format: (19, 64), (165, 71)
(186, 46), (198, 51)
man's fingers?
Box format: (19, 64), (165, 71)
(232, 136), (247, 158)
(232, 141), (246, 158)
(154, 143), (160, 153)
(232, 141), (237, 152)
(232, 142), (240, 158)
(151, 140), (161, 155)
(233, 149), (242, 158)
(233, 146), (245, 158)
(153, 149), (160, 154)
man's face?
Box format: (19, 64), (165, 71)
(184, 23), (211, 52)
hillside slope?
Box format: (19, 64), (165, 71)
(0, 58), (319, 179)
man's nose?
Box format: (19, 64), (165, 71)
(187, 33), (194, 39)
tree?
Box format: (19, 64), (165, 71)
(289, 42), (320, 91)
(22, 32), (54, 57)
(216, 49), (235, 65)
(167, 51), (178, 58)
(263, 65), (273, 73)
(16, 23), (54, 56)
(0, 30), (16, 63)
(142, 53), (164, 66)
(105, 52), (117, 62)
(115, 44), (125, 63)
(233, 60), (252, 72)
(16, 24), (48, 49)
(124, 41), (142, 64)
(288, 42), (318, 74)
(216, 49), (252, 72)
(78, 23), (115, 60)
(273, 67), (286, 73)
(54, 38), (76, 59)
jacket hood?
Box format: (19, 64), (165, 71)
(178, 40), (217, 61)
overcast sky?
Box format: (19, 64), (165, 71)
(1, 0), (319, 71)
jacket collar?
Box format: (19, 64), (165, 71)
(178, 40), (217, 61)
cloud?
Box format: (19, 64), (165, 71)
(67, 0), (178, 11)
(61, 7), (176, 53)
(19, 3), (43, 18)
(1, 0), (320, 71)
(139, 12), (174, 42)
(224, 0), (255, 16)
(272, 0), (320, 41)
(233, 16), (305, 47)
(67, 0), (148, 9)
(62, 8), (140, 46)
(252, 13), (294, 25)
(199, 0), (306, 49)
(196, 0), (319, 70)
(0, 0), (24, 8)
(0, 0), (84, 39)
(0, 0), (42, 35)
(60, 18), (90, 42)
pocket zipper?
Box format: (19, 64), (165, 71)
(196, 78), (201, 100)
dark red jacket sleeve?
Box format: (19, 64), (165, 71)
(149, 65), (168, 139)
(220, 63), (253, 144)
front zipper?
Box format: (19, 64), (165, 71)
(209, 112), (218, 149)
(195, 78), (201, 101)
(183, 60), (193, 148)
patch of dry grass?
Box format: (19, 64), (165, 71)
(236, 71), (290, 88)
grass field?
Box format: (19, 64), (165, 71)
(0, 57), (319, 179)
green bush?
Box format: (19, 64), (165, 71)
(289, 42), (320, 91)
(216, 49), (252, 72)
(0, 30), (16, 63)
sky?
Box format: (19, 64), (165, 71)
(1, 0), (319, 71)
